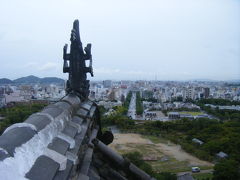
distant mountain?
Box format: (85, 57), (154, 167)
(0, 75), (65, 85)
(0, 78), (13, 84)
(40, 77), (65, 84)
(14, 75), (41, 84)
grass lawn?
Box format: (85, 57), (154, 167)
(192, 172), (213, 180)
(114, 143), (191, 173)
(113, 143), (213, 174)
(111, 134), (213, 175)
(179, 111), (203, 116)
(149, 159), (212, 174)
(149, 158), (190, 173)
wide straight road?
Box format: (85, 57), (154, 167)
(127, 92), (136, 119)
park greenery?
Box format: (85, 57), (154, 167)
(168, 97), (240, 106)
(136, 91), (143, 115)
(140, 119), (240, 163)
(0, 103), (47, 134)
(162, 98), (240, 121)
(196, 100), (240, 121)
(213, 159), (240, 180)
(122, 91), (132, 115)
(123, 151), (177, 180)
(104, 115), (240, 163)
(101, 99), (240, 180)
(101, 106), (134, 129)
(1, 95), (239, 179)
(162, 107), (201, 116)
(118, 90), (144, 116)
(203, 106), (240, 121)
(197, 98), (240, 106)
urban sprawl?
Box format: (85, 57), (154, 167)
(1, 80), (239, 122)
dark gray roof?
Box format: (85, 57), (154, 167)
(216, 151), (228, 158)
(0, 94), (97, 179)
(0, 94), (155, 180)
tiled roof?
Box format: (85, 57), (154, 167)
(0, 93), (98, 179)
(0, 93), (155, 180)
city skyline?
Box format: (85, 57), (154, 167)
(0, 74), (240, 82)
(0, 0), (239, 81)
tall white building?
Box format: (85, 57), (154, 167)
(183, 88), (195, 100)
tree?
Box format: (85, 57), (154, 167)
(213, 159), (240, 180)
(155, 172), (177, 180)
(136, 92), (143, 115)
(123, 151), (177, 180)
(0, 103), (47, 134)
(123, 152), (154, 176)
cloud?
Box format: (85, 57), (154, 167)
(95, 67), (120, 74)
(0, 0), (239, 80)
(182, 72), (191, 75)
(22, 62), (38, 68)
(125, 70), (155, 76)
(95, 67), (150, 75)
(38, 62), (60, 71)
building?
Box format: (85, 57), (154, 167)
(0, 96), (5, 107)
(108, 90), (115, 101)
(168, 112), (180, 119)
(4, 91), (25, 104)
(204, 87), (210, 98)
(103, 80), (112, 88)
(183, 88), (195, 100)
(216, 151), (228, 159)
(192, 138), (204, 145)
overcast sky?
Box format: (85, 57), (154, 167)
(0, 0), (239, 81)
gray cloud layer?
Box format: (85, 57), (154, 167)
(0, 0), (239, 80)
